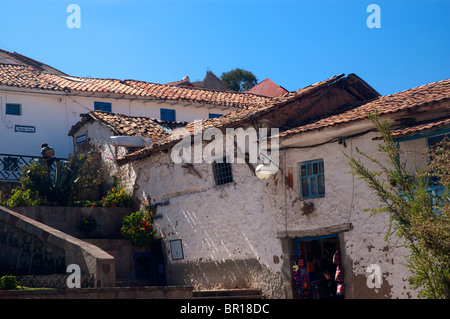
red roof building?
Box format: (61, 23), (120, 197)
(245, 78), (289, 98)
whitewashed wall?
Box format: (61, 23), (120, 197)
(281, 131), (418, 299)
(120, 129), (422, 299)
(0, 89), (232, 159)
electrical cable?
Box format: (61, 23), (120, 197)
(63, 91), (93, 112)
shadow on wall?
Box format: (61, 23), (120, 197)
(165, 257), (286, 299)
(161, 209), (285, 298)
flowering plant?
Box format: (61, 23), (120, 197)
(101, 186), (133, 208)
(120, 197), (156, 247)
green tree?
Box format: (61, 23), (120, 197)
(220, 68), (258, 92)
(346, 112), (450, 299)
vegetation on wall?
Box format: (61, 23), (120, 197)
(0, 275), (19, 290)
(1, 152), (133, 209)
(346, 112), (450, 299)
(120, 197), (156, 247)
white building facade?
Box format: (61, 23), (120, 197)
(115, 77), (449, 299)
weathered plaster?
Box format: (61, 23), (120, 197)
(119, 130), (423, 298)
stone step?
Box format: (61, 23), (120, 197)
(193, 289), (263, 299)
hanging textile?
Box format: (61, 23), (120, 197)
(333, 251), (341, 265)
(335, 265), (345, 282)
(336, 282), (345, 295)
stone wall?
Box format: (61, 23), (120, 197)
(0, 206), (115, 287)
(11, 206), (132, 239)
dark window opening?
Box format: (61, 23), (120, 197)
(212, 159), (233, 186)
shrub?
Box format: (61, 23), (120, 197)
(101, 186), (133, 208)
(0, 275), (19, 290)
(120, 198), (156, 247)
(6, 189), (41, 207)
(79, 216), (99, 237)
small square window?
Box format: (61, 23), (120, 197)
(300, 159), (325, 198)
(94, 102), (112, 112)
(6, 104), (21, 116)
(212, 159), (234, 186)
(161, 109), (176, 121)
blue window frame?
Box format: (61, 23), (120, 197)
(160, 108), (176, 121)
(6, 103), (21, 116)
(300, 159), (325, 198)
(94, 102), (112, 112)
(208, 113), (222, 119)
(428, 134), (448, 148)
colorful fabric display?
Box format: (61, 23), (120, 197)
(337, 283), (345, 295)
(333, 251), (341, 264)
(335, 265), (344, 282)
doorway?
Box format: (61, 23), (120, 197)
(292, 234), (344, 299)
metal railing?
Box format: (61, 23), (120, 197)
(0, 154), (65, 182)
(16, 274), (94, 289)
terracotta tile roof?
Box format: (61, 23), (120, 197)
(122, 79), (270, 108)
(0, 63), (271, 109)
(116, 74), (352, 165)
(245, 78), (289, 97)
(68, 111), (187, 140)
(390, 116), (450, 139)
(117, 76), (449, 165)
(0, 48), (66, 75)
(277, 78), (450, 139)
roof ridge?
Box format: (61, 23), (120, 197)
(381, 78), (450, 98)
(90, 110), (188, 125)
(124, 78), (274, 97)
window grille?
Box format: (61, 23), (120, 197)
(212, 159), (234, 186)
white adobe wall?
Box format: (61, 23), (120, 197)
(0, 91), (75, 158)
(120, 130), (421, 299)
(0, 89), (233, 158)
(121, 150), (287, 298)
(282, 131), (418, 299)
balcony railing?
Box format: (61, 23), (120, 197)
(0, 153), (66, 182)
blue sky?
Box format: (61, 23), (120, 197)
(0, 0), (449, 96)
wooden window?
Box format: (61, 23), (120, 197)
(300, 159), (325, 198)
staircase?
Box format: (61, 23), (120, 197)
(193, 289), (263, 299)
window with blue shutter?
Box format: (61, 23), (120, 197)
(300, 159), (325, 198)
(160, 109), (176, 121)
(6, 104), (21, 116)
(94, 102), (112, 112)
